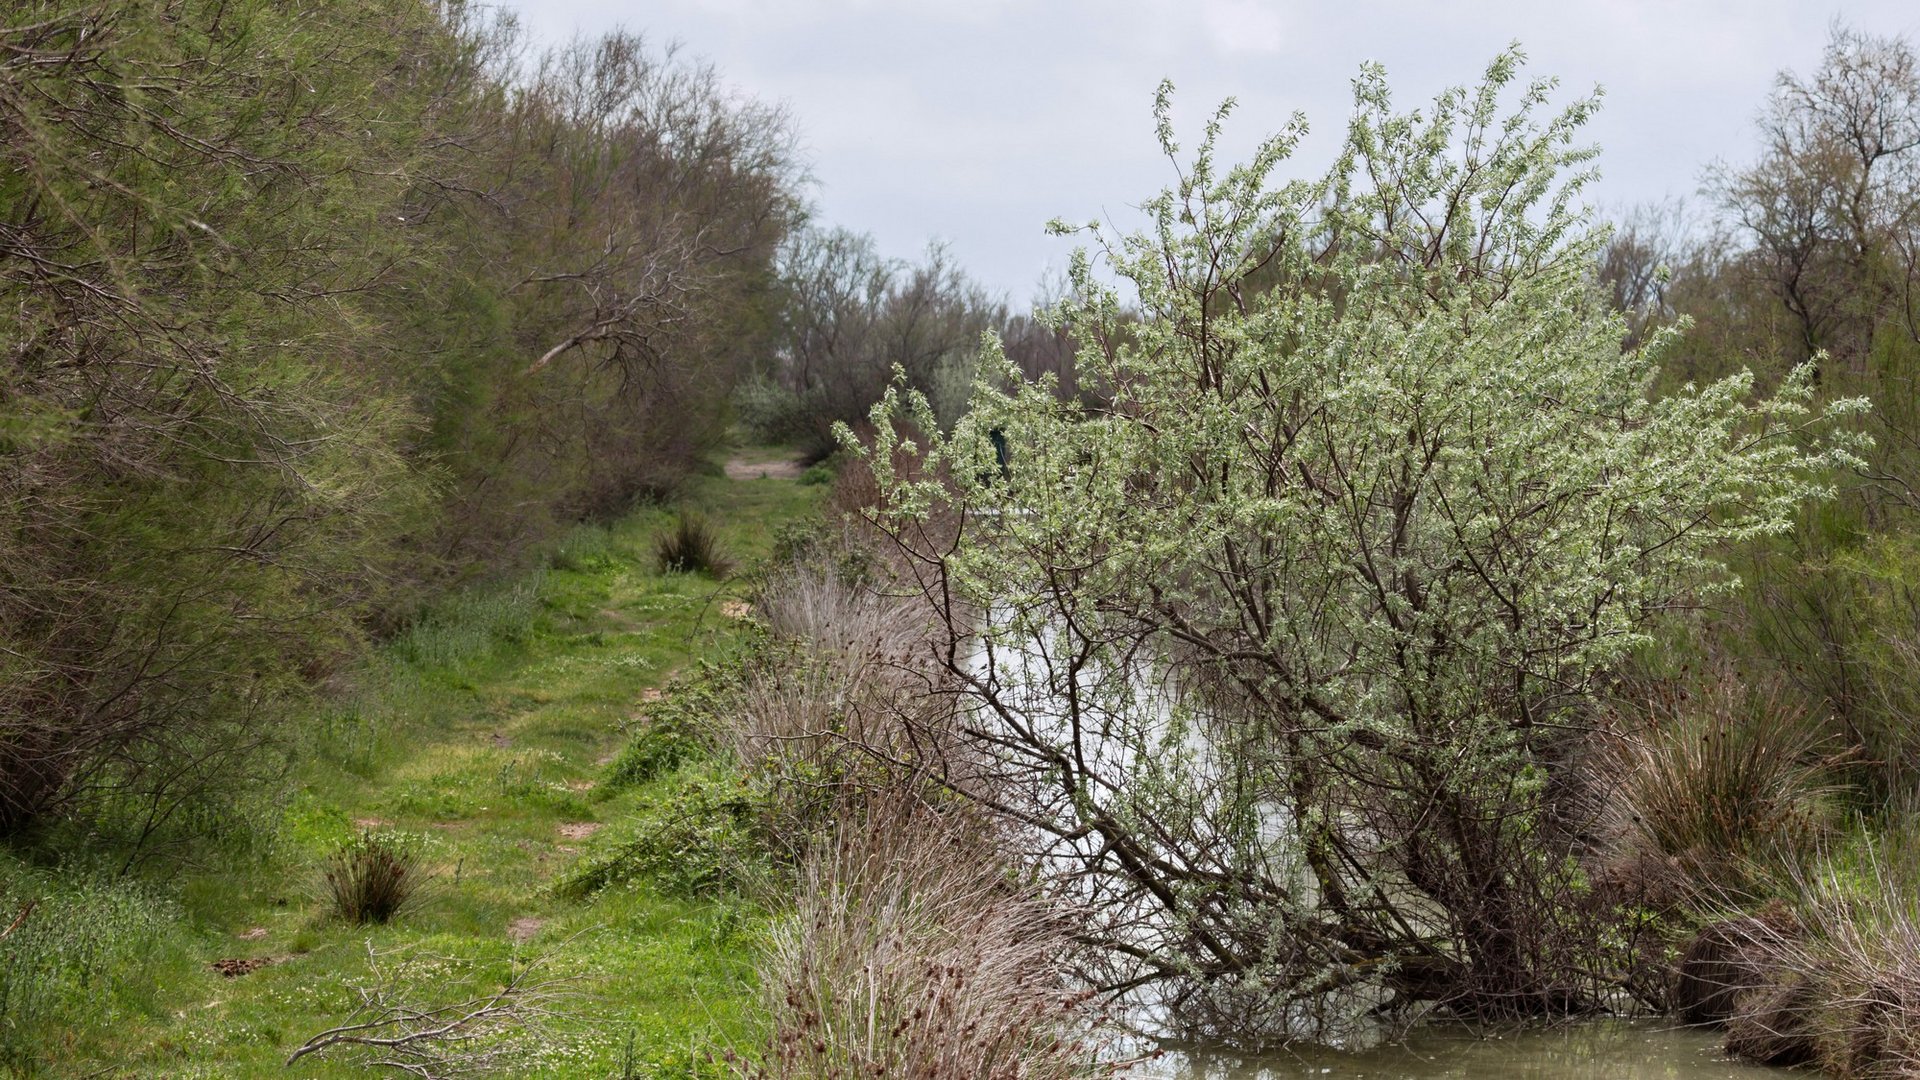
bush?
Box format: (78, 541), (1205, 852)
(602, 679), (716, 790)
(556, 762), (768, 900)
(324, 832), (434, 925)
(735, 798), (1105, 1080)
(655, 514), (735, 578)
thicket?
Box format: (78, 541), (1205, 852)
(1588, 24), (1920, 1074)
(0, 1), (796, 842)
(737, 228), (1095, 463)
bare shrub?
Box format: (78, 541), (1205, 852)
(324, 833), (435, 925)
(756, 552), (927, 660)
(734, 796), (1110, 1080)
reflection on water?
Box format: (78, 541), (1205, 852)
(1134, 1020), (1783, 1079)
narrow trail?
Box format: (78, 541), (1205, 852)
(89, 465), (825, 1076)
(722, 449), (805, 480)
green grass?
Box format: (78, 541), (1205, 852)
(12, 466), (821, 1077)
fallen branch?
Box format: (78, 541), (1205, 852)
(286, 939), (583, 1077)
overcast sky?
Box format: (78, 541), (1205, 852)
(502, 1), (1920, 304)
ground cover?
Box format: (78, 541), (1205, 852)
(8, 464), (821, 1078)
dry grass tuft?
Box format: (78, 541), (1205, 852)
(734, 796), (1110, 1080)
(1590, 674), (1841, 901)
(655, 513), (735, 578)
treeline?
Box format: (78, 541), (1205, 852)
(0, 1), (1014, 847)
(1602, 24), (1920, 797)
(736, 228), (1083, 462)
(1582, 29), (1920, 1070)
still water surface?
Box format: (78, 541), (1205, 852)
(1136, 1021), (1783, 1079)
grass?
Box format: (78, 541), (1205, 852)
(655, 513), (735, 578)
(322, 833), (434, 925)
(6, 463), (822, 1077)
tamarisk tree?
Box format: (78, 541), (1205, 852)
(849, 50), (1863, 1040)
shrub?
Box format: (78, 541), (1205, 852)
(847, 48), (1862, 1031)
(323, 832), (434, 925)
(602, 678), (718, 790)
(655, 514), (735, 578)
(556, 762), (768, 900)
(734, 798), (1107, 1080)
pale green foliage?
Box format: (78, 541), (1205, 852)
(847, 48), (1865, 1033)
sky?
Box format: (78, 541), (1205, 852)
(501, 1), (1920, 304)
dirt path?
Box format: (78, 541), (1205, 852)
(723, 452), (804, 480)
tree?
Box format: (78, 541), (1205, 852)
(1708, 23), (1920, 379)
(1692, 25), (1920, 793)
(746, 227), (1003, 460)
(851, 49), (1860, 1038)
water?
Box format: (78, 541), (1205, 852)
(965, 619), (1786, 1079)
(1135, 1020), (1783, 1079)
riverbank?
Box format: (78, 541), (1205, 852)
(0, 454), (821, 1076)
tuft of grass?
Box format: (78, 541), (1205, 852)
(736, 797), (1106, 1080)
(1593, 675), (1841, 897)
(323, 832), (434, 925)
(655, 513), (734, 578)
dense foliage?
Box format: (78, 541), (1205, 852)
(853, 49), (1864, 1036)
(0, 1), (795, 838)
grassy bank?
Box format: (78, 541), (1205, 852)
(1, 454), (822, 1077)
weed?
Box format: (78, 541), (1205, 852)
(558, 762), (770, 900)
(603, 675), (726, 791)
(0, 864), (184, 1070)
(655, 514), (735, 578)
(323, 832), (434, 925)
(736, 797), (1107, 1079)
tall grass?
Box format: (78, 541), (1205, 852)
(655, 514), (735, 578)
(323, 832), (435, 925)
(1590, 675), (1841, 900)
(736, 798), (1107, 1080)
(0, 865), (185, 1070)
(1682, 832), (1920, 1074)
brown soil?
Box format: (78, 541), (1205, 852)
(557, 821), (603, 841)
(508, 916), (545, 943)
(210, 956), (280, 978)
